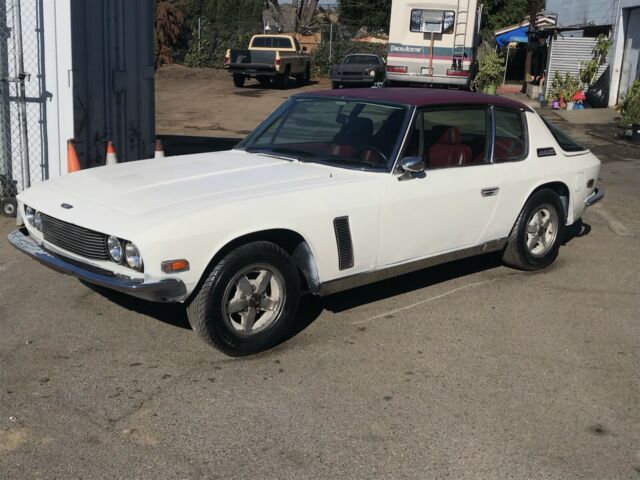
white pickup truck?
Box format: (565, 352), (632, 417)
(224, 34), (311, 88)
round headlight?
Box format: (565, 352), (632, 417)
(369, 70), (376, 77)
(124, 242), (142, 270)
(33, 211), (42, 232)
(107, 236), (123, 263)
(24, 206), (35, 226)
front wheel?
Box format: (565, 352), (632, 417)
(187, 241), (301, 356)
(502, 189), (566, 271)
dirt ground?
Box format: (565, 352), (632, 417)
(155, 65), (329, 140)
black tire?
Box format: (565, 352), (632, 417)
(233, 74), (245, 88)
(502, 188), (566, 271)
(187, 241), (301, 356)
(1, 197), (17, 218)
(331, 81), (341, 89)
(275, 67), (289, 89)
(296, 64), (310, 85)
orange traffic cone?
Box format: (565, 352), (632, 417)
(154, 139), (165, 159)
(67, 139), (81, 173)
(106, 141), (118, 166)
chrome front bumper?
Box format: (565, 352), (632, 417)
(585, 188), (604, 207)
(8, 228), (187, 303)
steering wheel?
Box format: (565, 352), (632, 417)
(354, 146), (389, 166)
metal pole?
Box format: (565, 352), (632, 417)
(0, 0), (13, 181)
(503, 45), (510, 85)
(13, 0), (30, 188)
(329, 21), (333, 62)
(198, 17), (201, 52)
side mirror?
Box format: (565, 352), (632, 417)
(400, 156), (425, 173)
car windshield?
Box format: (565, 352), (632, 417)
(344, 55), (380, 65)
(237, 98), (409, 171)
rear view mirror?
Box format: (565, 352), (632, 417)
(400, 156), (425, 173)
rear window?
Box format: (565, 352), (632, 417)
(541, 117), (587, 152)
(251, 36), (293, 49)
(344, 55), (381, 65)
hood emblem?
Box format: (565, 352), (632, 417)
(61, 203), (74, 209)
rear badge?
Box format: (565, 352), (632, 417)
(61, 203), (73, 209)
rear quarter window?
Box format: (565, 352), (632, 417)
(541, 117), (587, 153)
(493, 109), (527, 162)
(251, 36), (293, 49)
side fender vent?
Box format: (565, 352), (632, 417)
(333, 216), (354, 270)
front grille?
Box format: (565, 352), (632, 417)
(41, 213), (110, 260)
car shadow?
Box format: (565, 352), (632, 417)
(241, 79), (320, 92)
(80, 281), (191, 330)
(563, 219), (591, 245)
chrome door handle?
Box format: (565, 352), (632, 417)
(481, 187), (499, 197)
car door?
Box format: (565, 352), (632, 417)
(377, 106), (502, 267)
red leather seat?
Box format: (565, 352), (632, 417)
(427, 126), (472, 168)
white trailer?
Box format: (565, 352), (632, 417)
(0, 0), (155, 214)
(386, 0), (483, 88)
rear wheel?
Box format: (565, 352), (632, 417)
(233, 74), (245, 88)
(275, 66), (289, 89)
(502, 189), (566, 271)
(187, 241), (301, 356)
(296, 64), (310, 85)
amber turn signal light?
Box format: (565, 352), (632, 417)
(161, 259), (190, 273)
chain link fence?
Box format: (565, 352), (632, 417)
(0, 0), (47, 201)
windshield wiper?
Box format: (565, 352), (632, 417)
(246, 147), (313, 161)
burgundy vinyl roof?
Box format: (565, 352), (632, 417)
(297, 88), (532, 111)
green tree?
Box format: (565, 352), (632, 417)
(155, 0), (185, 67)
(480, 0), (529, 41)
(338, 0), (392, 34)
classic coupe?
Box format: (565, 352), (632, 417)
(9, 89), (603, 356)
(330, 54), (386, 89)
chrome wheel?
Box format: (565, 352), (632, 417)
(222, 264), (286, 336)
(526, 205), (559, 257)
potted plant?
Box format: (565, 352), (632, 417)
(618, 80), (640, 143)
(475, 48), (504, 95)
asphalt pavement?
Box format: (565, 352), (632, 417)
(1, 113), (639, 479)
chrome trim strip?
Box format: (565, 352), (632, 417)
(319, 238), (507, 296)
(8, 229), (187, 302)
(584, 188), (604, 207)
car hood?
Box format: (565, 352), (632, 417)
(19, 150), (342, 218)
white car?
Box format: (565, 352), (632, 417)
(9, 89), (604, 356)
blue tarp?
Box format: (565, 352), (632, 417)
(495, 26), (528, 47)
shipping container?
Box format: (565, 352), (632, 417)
(0, 0), (155, 200)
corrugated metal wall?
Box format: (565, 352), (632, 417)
(546, 0), (619, 28)
(544, 36), (608, 98)
(70, 0), (155, 169)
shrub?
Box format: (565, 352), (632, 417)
(474, 46), (504, 90)
(618, 80), (640, 126)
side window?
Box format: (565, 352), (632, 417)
(493, 109), (527, 162)
(404, 108), (489, 169)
